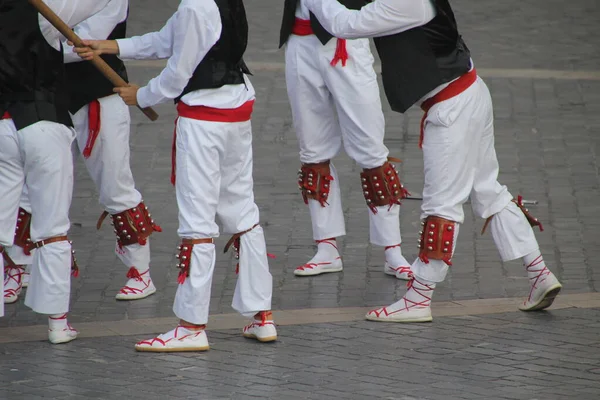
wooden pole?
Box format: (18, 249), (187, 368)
(28, 0), (159, 121)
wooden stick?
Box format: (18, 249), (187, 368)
(405, 195), (538, 205)
(28, 0), (158, 121)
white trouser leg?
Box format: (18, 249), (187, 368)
(466, 80), (538, 261)
(286, 36), (347, 240)
(324, 38), (389, 170)
(307, 163), (346, 240)
(369, 204), (402, 247)
(17, 122), (75, 315)
(490, 203), (539, 261)
(416, 78), (505, 282)
(216, 120), (272, 316)
(72, 95), (149, 271)
(172, 117), (223, 325)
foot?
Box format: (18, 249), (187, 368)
(383, 244), (413, 280)
(519, 269), (562, 311)
(3, 265), (25, 304)
(243, 311), (277, 342)
(48, 314), (78, 344)
(135, 325), (209, 352)
(365, 277), (434, 323)
(115, 267), (156, 300)
(294, 238), (343, 276)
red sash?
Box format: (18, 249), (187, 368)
(171, 100), (255, 185)
(419, 69), (478, 148)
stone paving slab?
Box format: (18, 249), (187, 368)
(2, 308), (600, 400)
(3, 0), (600, 328)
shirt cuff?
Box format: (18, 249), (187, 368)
(137, 86), (156, 109)
(115, 38), (136, 59)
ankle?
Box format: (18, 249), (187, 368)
(254, 311), (273, 321)
(179, 319), (206, 331)
(48, 313), (69, 330)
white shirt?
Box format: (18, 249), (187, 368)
(116, 0), (255, 109)
(302, 0), (436, 39)
(40, 0), (113, 50)
(63, 0), (129, 63)
(295, 0), (310, 19)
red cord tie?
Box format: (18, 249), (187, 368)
(83, 99), (101, 158)
(330, 39), (348, 67)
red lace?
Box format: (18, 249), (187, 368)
(295, 239), (339, 271)
(4, 266), (24, 287)
(119, 267), (150, 295)
(49, 313), (67, 320)
(525, 255), (550, 302)
(368, 278), (433, 317)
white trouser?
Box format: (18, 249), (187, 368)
(0, 119), (75, 315)
(412, 77), (539, 282)
(6, 185), (34, 265)
(172, 116), (272, 324)
(72, 94), (149, 272)
(285, 35), (401, 245)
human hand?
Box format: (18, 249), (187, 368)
(113, 84), (140, 106)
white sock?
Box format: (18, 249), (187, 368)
(522, 250), (550, 280)
(309, 238), (340, 263)
(48, 314), (68, 331)
(384, 244), (410, 267)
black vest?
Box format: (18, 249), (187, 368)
(279, 0), (367, 47)
(175, 0), (250, 103)
(374, 0), (471, 113)
(0, 0), (72, 130)
(65, 18), (129, 113)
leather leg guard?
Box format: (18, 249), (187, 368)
(360, 159), (410, 214)
(175, 238), (214, 284)
(418, 216), (456, 266)
(481, 195), (544, 235)
(29, 236), (80, 277)
(223, 224), (259, 275)
(14, 208), (32, 256)
(96, 201), (163, 248)
(298, 161), (333, 207)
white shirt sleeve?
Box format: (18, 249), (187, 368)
(303, 0), (436, 39)
(128, 4), (222, 108)
(39, 0), (113, 48)
(63, 0), (129, 64)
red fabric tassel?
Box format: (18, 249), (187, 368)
(83, 99), (101, 158)
(330, 39), (348, 67)
(171, 118), (178, 186)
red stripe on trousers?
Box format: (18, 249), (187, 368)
(419, 69), (478, 149)
(171, 100), (255, 185)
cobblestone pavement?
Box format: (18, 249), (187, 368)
(2, 308), (600, 400)
(2, 0), (600, 398)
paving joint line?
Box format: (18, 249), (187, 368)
(1, 292), (599, 344)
